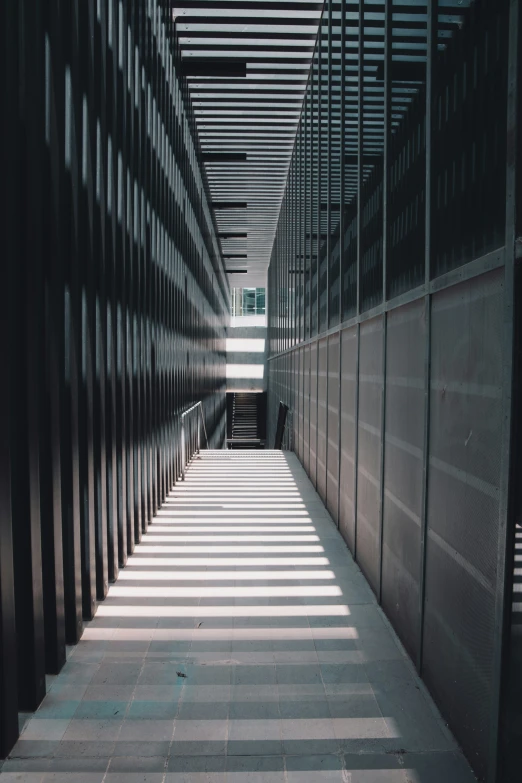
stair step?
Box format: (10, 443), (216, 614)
(229, 392), (262, 449)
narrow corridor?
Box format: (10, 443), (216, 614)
(3, 452), (476, 782)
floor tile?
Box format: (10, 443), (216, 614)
(285, 753), (344, 782)
(6, 452), (474, 783)
(20, 720), (71, 742)
(226, 754), (285, 782)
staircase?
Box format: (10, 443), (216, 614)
(228, 393), (264, 449)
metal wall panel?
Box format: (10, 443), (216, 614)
(316, 337), (328, 503)
(326, 334), (340, 523)
(423, 270), (504, 781)
(309, 342), (318, 486)
(297, 347), (304, 461)
(302, 345), (310, 472)
(356, 317), (384, 596)
(265, 3), (519, 781)
(293, 349), (299, 452)
(382, 300), (426, 662)
(339, 326), (358, 553)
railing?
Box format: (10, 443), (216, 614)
(274, 401), (289, 450)
(180, 401), (208, 480)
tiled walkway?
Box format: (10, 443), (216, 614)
(2, 452), (476, 782)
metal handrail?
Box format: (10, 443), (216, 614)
(180, 401), (208, 480)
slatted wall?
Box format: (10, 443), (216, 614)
(0, 0), (228, 758)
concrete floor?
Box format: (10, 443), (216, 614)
(1, 451), (476, 782)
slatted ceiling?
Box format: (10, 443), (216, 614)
(173, 2), (323, 287)
(174, 0), (471, 289)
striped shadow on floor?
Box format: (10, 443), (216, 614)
(1, 451), (476, 782)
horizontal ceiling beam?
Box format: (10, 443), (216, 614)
(202, 152), (248, 161)
(182, 58), (247, 76)
(211, 202), (248, 209)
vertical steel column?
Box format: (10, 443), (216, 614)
(286, 158), (296, 348)
(313, 51), (320, 483)
(40, 0), (67, 671)
(281, 197), (285, 353)
(285, 172), (295, 349)
(352, 0), (365, 561)
(104, 0), (120, 583)
(326, 0), (332, 330)
(418, 0), (438, 672)
(141, 0), (150, 508)
(307, 87), (314, 338)
(312, 343), (318, 490)
(302, 120), (306, 344)
(75, 0), (97, 621)
(0, 0), (20, 753)
(114, 0), (128, 567)
(159, 4), (166, 497)
(121, 0), (132, 557)
(166, 5), (174, 492)
(157, 4), (165, 506)
(136, 0), (145, 522)
(305, 92), (311, 341)
(298, 127), (303, 344)
(149, 8), (159, 517)
(122, 1), (133, 551)
(0, 379), (17, 754)
(353, 321), (360, 560)
(377, 0), (392, 603)
(337, 0), (347, 531)
(123, 0), (136, 553)
(141, 1), (153, 529)
(11, 0), (47, 709)
(324, 3), (333, 505)
(294, 137), (297, 345)
(336, 329), (342, 529)
(382, 0), (391, 308)
(132, 0), (144, 540)
(280, 205), (283, 354)
(80, 4), (98, 612)
(295, 121), (299, 344)
(61, 0), (84, 643)
(491, 1), (521, 780)
(181, 416), (186, 480)
(305, 78), (312, 463)
(91, 0), (110, 601)
(356, 0), (364, 317)
(316, 38), (322, 336)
